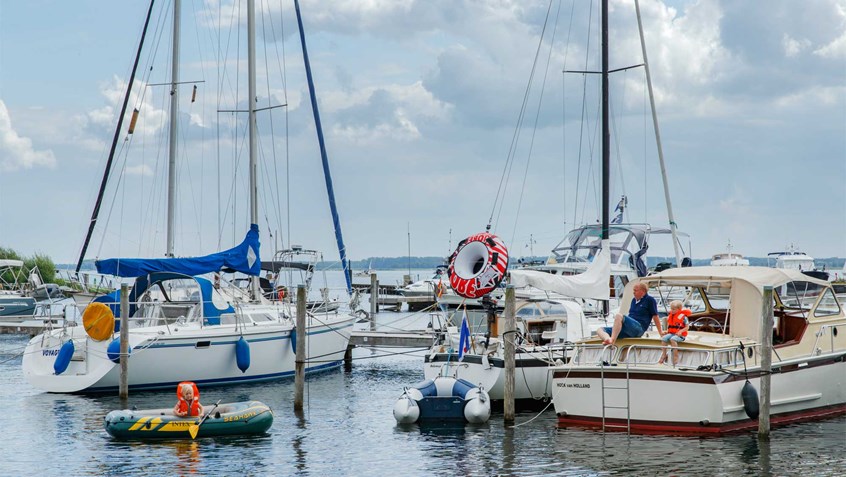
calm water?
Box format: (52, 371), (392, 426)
(1, 270), (844, 476)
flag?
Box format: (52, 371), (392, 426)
(458, 311), (471, 361)
(611, 195), (627, 224)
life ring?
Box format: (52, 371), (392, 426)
(447, 232), (509, 299)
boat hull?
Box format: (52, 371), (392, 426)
(424, 350), (559, 406)
(23, 314), (354, 393)
(551, 352), (846, 435)
(104, 400), (272, 439)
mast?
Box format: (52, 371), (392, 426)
(601, 0), (610, 316)
(634, 0), (682, 267)
(166, 0), (181, 257)
(601, 0), (609, 240)
(294, 0), (353, 296)
(75, 0), (157, 273)
(248, 0), (260, 300)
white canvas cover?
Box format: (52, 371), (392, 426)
(510, 239), (611, 300)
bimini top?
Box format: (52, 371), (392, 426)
(639, 265), (829, 291)
(96, 224), (261, 278)
(626, 266), (837, 341)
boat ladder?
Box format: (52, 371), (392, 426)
(599, 344), (631, 434)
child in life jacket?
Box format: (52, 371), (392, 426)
(658, 300), (691, 366)
(173, 381), (205, 417)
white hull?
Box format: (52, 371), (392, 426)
(424, 349), (559, 402)
(23, 313), (354, 393)
(551, 352), (846, 434)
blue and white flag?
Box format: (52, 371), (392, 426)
(458, 312), (471, 361)
(611, 195), (627, 224)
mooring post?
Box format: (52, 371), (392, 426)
(119, 283), (129, 400)
(370, 273), (379, 315)
(294, 285), (306, 411)
(504, 285), (516, 423)
(759, 285), (774, 437)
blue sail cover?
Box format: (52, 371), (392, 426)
(96, 224), (261, 278)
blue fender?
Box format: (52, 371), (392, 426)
(290, 330), (296, 354)
(106, 338), (132, 363)
(53, 340), (74, 375)
(235, 336), (250, 373)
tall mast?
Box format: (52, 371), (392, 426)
(294, 0), (353, 296)
(248, 0), (260, 300)
(601, 0), (609, 240)
(601, 0), (610, 317)
(166, 0), (181, 257)
(634, 0), (682, 267)
(75, 0), (157, 272)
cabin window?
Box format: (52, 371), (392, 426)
(517, 304), (539, 317)
(780, 281), (824, 311)
(537, 302), (568, 316)
(814, 289), (841, 317)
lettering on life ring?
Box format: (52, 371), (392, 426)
(447, 232), (509, 299)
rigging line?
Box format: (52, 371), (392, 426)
(76, 0), (157, 272)
(572, 0), (594, 228)
(610, 76), (627, 204)
(259, 0), (288, 255)
(263, 0), (286, 253)
(509, 0), (564, 248)
(488, 0), (555, 232)
(561, 0), (577, 229)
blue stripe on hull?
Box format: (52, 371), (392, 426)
(84, 360), (344, 394)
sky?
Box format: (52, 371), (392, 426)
(0, 0), (844, 267)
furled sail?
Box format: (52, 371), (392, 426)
(510, 239), (611, 300)
(96, 224), (261, 278)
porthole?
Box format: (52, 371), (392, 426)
(834, 327), (838, 337)
(747, 347), (754, 358)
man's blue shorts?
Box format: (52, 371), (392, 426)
(602, 315), (645, 340)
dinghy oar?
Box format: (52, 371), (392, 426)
(188, 399), (221, 439)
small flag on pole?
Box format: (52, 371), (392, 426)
(458, 312), (471, 361)
(611, 195), (627, 224)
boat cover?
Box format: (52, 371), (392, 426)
(95, 224), (261, 278)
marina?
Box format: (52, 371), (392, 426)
(0, 0), (844, 474)
(0, 295), (845, 474)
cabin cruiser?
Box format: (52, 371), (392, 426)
(550, 266), (846, 434)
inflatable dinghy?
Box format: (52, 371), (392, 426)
(393, 376), (490, 424)
(104, 400), (272, 439)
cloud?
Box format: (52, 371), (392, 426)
(0, 100), (57, 171)
(125, 164), (154, 176)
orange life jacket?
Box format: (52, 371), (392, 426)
(176, 381), (201, 416)
(667, 309), (691, 337)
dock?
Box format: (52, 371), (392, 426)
(375, 295), (436, 312)
(344, 329), (436, 365)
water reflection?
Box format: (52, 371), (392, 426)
(2, 314), (846, 476)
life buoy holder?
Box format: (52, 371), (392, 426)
(447, 232), (509, 299)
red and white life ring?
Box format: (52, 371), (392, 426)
(447, 232), (509, 299)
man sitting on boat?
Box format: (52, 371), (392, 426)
(596, 282), (662, 345)
(173, 382), (205, 417)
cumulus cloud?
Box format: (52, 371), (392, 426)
(0, 100), (57, 171)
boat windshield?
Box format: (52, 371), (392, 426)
(550, 225), (645, 266)
(132, 278), (202, 327)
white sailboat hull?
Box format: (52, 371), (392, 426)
(424, 349), (559, 403)
(23, 314), (354, 393)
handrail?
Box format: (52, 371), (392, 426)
(570, 342), (765, 369)
(811, 324), (840, 355)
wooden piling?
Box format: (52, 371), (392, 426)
(370, 273), (379, 315)
(119, 283), (129, 400)
(759, 285), (773, 437)
(294, 285), (306, 411)
(503, 285), (516, 423)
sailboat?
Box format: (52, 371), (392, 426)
(547, 0), (846, 434)
(423, 0), (688, 406)
(22, 0), (355, 393)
